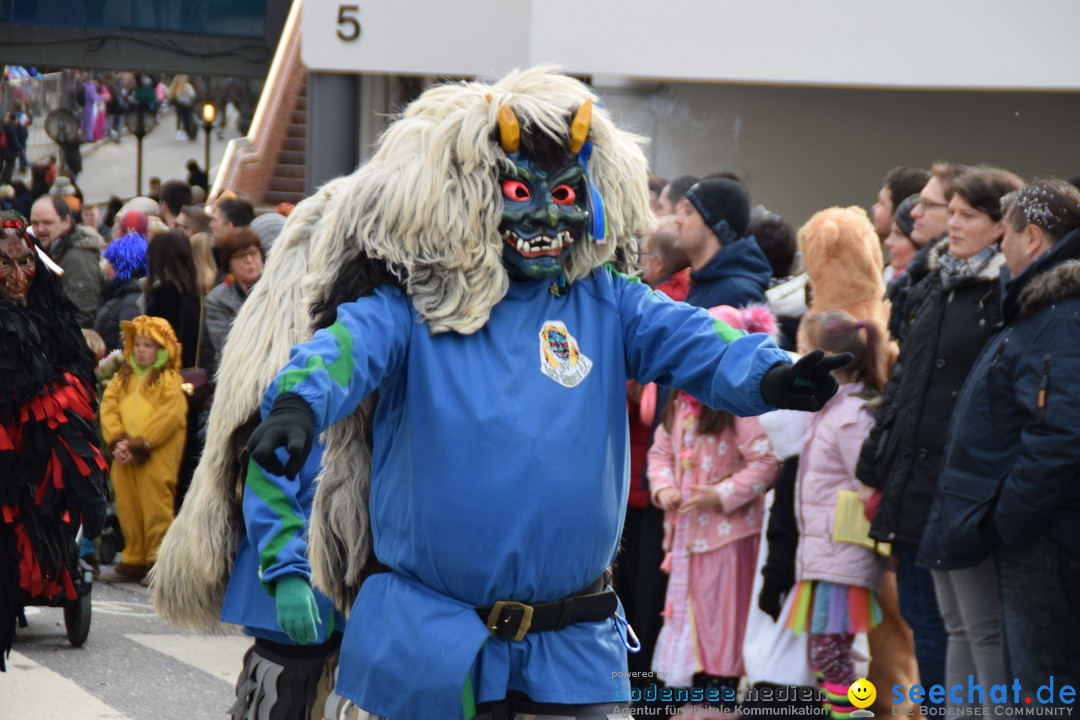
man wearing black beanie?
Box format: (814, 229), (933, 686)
(675, 177), (772, 309)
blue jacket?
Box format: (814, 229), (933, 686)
(684, 236), (771, 310)
(918, 229), (1080, 569)
(261, 266), (790, 719)
(220, 440), (345, 644)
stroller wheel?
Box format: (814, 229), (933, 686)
(99, 534), (118, 565)
(64, 590), (92, 647)
(97, 515), (124, 565)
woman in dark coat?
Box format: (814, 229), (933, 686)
(145, 230), (205, 367)
(858, 166), (1022, 704)
(144, 230), (210, 512)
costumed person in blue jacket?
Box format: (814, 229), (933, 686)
(150, 231), (348, 716)
(154, 67), (846, 720)
(151, 300), (347, 716)
(1, 211), (108, 670)
(219, 440), (349, 720)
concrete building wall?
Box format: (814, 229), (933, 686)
(600, 80), (1080, 227)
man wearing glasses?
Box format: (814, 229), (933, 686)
(890, 162), (967, 342)
(175, 205), (211, 240)
(909, 163), (966, 248)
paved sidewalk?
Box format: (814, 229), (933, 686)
(0, 580), (249, 720)
(76, 109), (244, 206)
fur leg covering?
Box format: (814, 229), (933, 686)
(308, 400), (376, 615)
(151, 180), (348, 631)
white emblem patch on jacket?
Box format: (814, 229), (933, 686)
(538, 320), (592, 388)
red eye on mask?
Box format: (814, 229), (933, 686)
(501, 180), (531, 201)
(551, 185), (577, 205)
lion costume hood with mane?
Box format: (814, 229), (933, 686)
(152, 66), (653, 629)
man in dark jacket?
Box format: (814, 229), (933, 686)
(674, 177), (771, 310)
(30, 194), (105, 327)
(918, 179), (1080, 701)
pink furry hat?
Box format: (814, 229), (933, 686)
(708, 304), (779, 339)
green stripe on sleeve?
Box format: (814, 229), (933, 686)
(245, 459), (306, 588)
(277, 320), (356, 395)
(604, 262), (642, 283)
(713, 318), (745, 344)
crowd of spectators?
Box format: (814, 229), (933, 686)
(4, 79), (1079, 714)
(619, 167), (1080, 717)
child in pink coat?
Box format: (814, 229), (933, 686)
(648, 305), (782, 708)
(786, 310), (889, 718)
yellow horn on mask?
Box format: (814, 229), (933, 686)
(568, 99), (593, 154)
(497, 104), (520, 154)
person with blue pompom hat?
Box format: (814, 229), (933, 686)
(94, 232), (148, 352)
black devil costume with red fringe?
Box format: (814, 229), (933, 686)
(0, 240), (108, 670)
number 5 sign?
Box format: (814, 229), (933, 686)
(335, 4), (360, 41)
(302, 0), (530, 77)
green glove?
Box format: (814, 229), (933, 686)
(275, 576), (320, 644)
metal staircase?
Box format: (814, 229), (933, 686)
(264, 80), (306, 206)
(211, 0), (307, 207)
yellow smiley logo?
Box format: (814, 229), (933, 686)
(848, 678), (876, 709)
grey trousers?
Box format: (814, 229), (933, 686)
(931, 554), (1008, 710)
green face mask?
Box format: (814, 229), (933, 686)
(499, 152), (589, 280)
(130, 346), (170, 376)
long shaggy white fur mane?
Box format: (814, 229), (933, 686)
(307, 65), (653, 334)
(151, 66), (654, 626)
(151, 178), (348, 630)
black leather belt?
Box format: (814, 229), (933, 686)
(475, 576), (617, 642)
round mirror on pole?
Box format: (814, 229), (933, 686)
(44, 109), (81, 179)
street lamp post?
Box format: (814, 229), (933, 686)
(123, 104), (156, 197)
(202, 103), (216, 184)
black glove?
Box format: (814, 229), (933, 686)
(758, 578), (786, 621)
(760, 350), (853, 412)
(247, 392), (316, 480)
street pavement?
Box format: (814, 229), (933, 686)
(1, 576), (250, 720)
(75, 107), (244, 206)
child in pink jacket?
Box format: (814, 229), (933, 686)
(648, 305), (782, 707)
(786, 310), (889, 717)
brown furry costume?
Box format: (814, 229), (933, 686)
(796, 206), (898, 375)
(797, 206), (917, 717)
